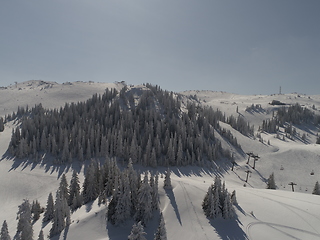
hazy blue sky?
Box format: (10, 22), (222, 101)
(1, 0), (319, 95)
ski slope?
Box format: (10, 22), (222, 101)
(0, 81), (320, 239)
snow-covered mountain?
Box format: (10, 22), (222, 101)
(1, 80), (320, 240)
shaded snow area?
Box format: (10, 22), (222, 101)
(0, 81), (320, 239)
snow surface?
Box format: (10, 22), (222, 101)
(1, 81), (320, 239)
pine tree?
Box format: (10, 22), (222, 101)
(134, 176), (153, 226)
(0, 117), (4, 132)
(43, 193), (54, 222)
(150, 173), (159, 211)
(202, 177), (235, 220)
(163, 169), (172, 190)
(202, 185), (212, 217)
(231, 190), (237, 205)
(16, 199), (33, 240)
(154, 213), (167, 240)
(312, 181), (320, 195)
(266, 173), (276, 189)
(69, 170), (82, 210)
(31, 200), (42, 222)
(59, 174), (69, 201)
(113, 174), (132, 225)
(222, 193), (235, 219)
(128, 222), (147, 240)
(126, 159), (139, 216)
(213, 186), (222, 218)
(50, 191), (66, 238)
(82, 162), (99, 204)
(0, 220), (11, 240)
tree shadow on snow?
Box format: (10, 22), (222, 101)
(106, 210), (160, 240)
(85, 201), (94, 213)
(209, 217), (248, 240)
(164, 188), (182, 225)
(63, 225), (70, 240)
(106, 220), (133, 240)
(48, 232), (62, 240)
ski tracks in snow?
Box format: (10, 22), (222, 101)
(177, 181), (210, 240)
(246, 221), (320, 240)
(243, 189), (320, 240)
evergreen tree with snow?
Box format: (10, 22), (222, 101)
(222, 193), (235, 219)
(312, 181), (320, 195)
(128, 222), (147, 240)
(134, 175), (153, 226)
(122, 158), (139, 216)
(266, 173), (276, 189)
(202, 184), (221, 219)
(0, 117), (4, 132)
(163, 169), (172, 190)
(150, 173), (159, 211)
(31, 200), (42, 222)
(59, 174), (69, 201)
(202, 177), (235, 220)
(43, 192), (54, 222)
(154, 213), (167, 240)
(82, 162), (99, 204)
(231, 190), (237, 205)
(16, 199), (33, 240)
(213, 186), (222, 218)
(69, 170), (82, 211)
(50, 191), (66, 238)
(113, 174), (132, 225)
(0, 220), (11, 240)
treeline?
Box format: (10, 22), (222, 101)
(7, 84), (243, 166)
(261, 103), (320, 133)
(1, 158), (165, 239)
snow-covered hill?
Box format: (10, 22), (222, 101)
(1, 81), (320, 240)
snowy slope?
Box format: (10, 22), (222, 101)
(1, 81), (320, 239)
(0, 80), (125, 117)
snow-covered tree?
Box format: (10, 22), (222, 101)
(202, 177), (235, 220)
(69, 170), (82, 210)
(16, 199), (33, 240)
(113, 174), (132, 225)
(0, 117), (4, 132)
(312, 181), (320, 195)
(59, 174), (69, 201)
(43, 193), (54, 222)
(7, 84), (239, 167)
(50, 191), (66, 238)
(82, 162), (99, 204)
(0, 221), (11, 240)
(266, 173), (276, 189)
(150, 173), (159, 211)
(134, 175), (153, 226)
(163, 169), (172, 190)
(231, 190), (237, 205)
(128, 221), (147, 240)
(31, 200), (42, 222)
(222, 193), (235, 219)
(154, 213), (167, 240)
(202, 184), (221, 219)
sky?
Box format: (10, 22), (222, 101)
(1, 0), (320, 95)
